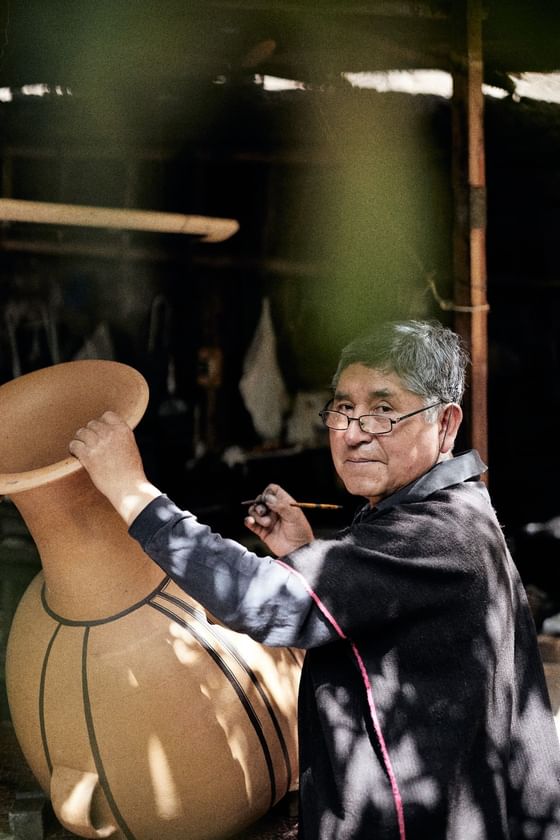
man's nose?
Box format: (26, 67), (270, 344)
(343, 416), (373, 443)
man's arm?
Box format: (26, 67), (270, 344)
(129, 494), (335, 647)
(69, 412), (314, 554)
(68, 414), (334, 647)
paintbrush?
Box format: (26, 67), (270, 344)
(241, 500), (343, 510)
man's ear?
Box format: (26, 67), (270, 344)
(439, 403), (463, 455)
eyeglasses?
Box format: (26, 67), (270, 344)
(318, 401), (443, 435)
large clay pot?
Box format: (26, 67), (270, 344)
(1, 360), (302, 840)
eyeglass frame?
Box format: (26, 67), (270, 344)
(318, 400), (444, 435)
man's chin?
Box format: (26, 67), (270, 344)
(342, 477), (385, 501)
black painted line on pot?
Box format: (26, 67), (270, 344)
(157, 585), (293, 797)
(39, 621), (62, 775)
(150, 599), (277, 810)
(82, 626), (137, 840)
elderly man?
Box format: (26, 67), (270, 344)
(70, 320), (560, 840)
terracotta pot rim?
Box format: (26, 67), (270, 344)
(0, 359), (149, 495)
(0, 456), (83, 494)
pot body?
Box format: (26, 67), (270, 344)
(2, 361), (302, 840)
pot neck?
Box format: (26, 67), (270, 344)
(12, 469), (164, 622)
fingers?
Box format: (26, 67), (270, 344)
(69, 412), (125, 460)
(242, 486), (278, 533)
(80, 413), (125, 436)
(75, 421), (101, 441)
(244, 515), (264, 537)
(243, 483), (297, 533)
(99, 410), (128, 426)
(257, 484), (298, 516)
(75, 413), (125, 440)
(68, 438), (84, 457)
(243, 483), (314, 557)
(70, 421), (103, 452)
(244, 485), (298, 519)
(248, 498), (269, 517)
(244, 501), (275, 531)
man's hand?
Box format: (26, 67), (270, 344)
(244, 484), (314, 557)
(69, 411), (161, 525)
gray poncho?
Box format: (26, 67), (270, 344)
(130, 450), (560, 839)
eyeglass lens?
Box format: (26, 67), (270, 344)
(321, 411), (392, 434)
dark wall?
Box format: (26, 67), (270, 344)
(0, 82), (454, 515)
(1, 7), (560, 608)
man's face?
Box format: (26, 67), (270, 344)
(329, 363), (445, 506)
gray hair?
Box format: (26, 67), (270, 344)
(331, 320), (469, 405)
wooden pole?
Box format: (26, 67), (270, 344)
(451, 0), (489, 464)
(0, 198), (239, 243)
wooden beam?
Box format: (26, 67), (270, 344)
(205, 1), (449, 17)
(0, 199), (239, 243)
(451, 0), (489, 465)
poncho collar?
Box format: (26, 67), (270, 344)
(352, 449), (488, 524)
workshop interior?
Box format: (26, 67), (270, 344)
(1, 2), (560, 838)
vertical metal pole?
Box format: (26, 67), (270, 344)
(451, 0), (489, 464)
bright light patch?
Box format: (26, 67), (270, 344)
(127, 668), (139, 688)
(0, 71), (558, 107)
(343, 69), (453, 98)
(342, 69), (560, 104)
(512, 72), (560, 104)
(148, 734), (182, 820)
(482, 84), (508, 100)
(169, 621), (199, 665)
(0, 84), (72, 102)
(256, 74), (306, 91)
(22, 83), (51, 96)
